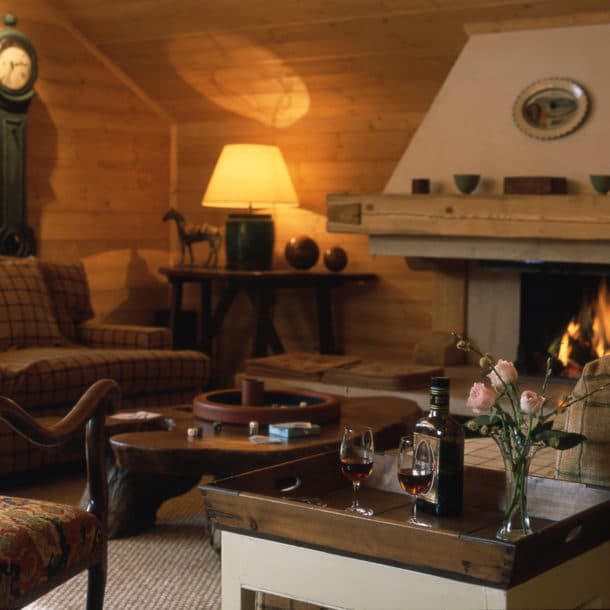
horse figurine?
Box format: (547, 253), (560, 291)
(163, 207), (222, 267)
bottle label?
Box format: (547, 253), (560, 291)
(413, 432), (440, 504)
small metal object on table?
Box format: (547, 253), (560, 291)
(158, 267), (378, 358)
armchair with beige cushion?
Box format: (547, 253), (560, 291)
(556, 356), (610, 487)
(0, 256), (210, 477)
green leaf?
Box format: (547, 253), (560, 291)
(468, 414), (502, 427)
(530, 420), (554, 440)
(463, 414), (503, 436)
(535, 430), (587, 450)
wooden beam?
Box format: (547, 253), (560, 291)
(464, 10), (610, 35)
(327, 193), (610, 241)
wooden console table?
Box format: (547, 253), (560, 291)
(159, 267), (377, 357)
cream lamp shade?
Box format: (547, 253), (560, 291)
(201, 144), (298, 210)
(201, 144), (298, 270)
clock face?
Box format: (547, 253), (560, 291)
(0, 43), (32, 91)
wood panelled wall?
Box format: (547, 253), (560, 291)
(18, 0), (610, 385)
(16, 0), (171, 325)
(163, 4), (610, 385)
(175, 120), (437, 385)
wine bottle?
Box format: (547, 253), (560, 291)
(413, 376), (464, 517)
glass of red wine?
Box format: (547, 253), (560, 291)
(397, 436), (434, 524)
(339, 425), (375, 516)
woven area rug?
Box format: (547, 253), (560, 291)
(25, 486), (221, 610)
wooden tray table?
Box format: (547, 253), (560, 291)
(201, 451), (610, 610)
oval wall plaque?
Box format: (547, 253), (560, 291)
(513, 78), (589, 140)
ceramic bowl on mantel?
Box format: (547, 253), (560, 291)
(454, 174), (480, 194)
(590, 175), (610, 195)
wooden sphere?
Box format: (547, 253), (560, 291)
(323, 246), (348, 272)
(285, 236), (320, 270)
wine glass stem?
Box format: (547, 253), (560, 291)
(412, 497), (417, 521)
(352, 481), (361, 508)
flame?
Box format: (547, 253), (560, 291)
(556, 278), (610, 374)
(557, 320), (580, 365)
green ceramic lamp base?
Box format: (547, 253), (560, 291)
(225, 213), (274, 270)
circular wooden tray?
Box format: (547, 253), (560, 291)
(193, 388), (341, 424)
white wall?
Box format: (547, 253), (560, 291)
(385, 23), (610, 196)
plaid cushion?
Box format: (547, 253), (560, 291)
(39, 261), (94, 341)
(0, 258), (67, 350)
(79, 321), (172, 350)
(556, 356), (610, 486)
(0, 346), (209, 411)
(0, 496), (103, 607)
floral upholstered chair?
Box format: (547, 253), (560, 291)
(0, 378), (120, 609)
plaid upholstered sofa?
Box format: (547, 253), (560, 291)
(0, 256), (210, 476)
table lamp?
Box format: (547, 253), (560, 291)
(202, 144), (299, 270)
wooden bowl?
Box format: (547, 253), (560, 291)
(193, 388), (341, 424)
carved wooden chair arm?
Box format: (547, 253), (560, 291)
(0, 379), (121, 523)
(0, 379), (119, 446)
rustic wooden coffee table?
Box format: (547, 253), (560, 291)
(106, 396), (421, 538)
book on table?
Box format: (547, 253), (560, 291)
(268, 422), (321, 438)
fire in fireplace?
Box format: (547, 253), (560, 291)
(552, 277), (610, 376)
(517, 265), (610, 378)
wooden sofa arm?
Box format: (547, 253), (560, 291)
(78, 321), (173, 350)
(0, 379), (121, 522)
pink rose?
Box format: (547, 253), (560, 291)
(467, 382), (497, 414)
(520, 390), (544, 415)
(487, 359), (518, 389)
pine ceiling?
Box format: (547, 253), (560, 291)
(50, 0), (610, 123)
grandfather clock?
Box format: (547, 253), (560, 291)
(0, 13), (37, 256)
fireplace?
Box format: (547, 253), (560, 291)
(326, 22), (610, 374)
(476, 262), (610, 378)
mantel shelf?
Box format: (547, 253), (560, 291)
(326, 192), (610, 241)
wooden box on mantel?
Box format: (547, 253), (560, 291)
(201, 451), (610, 591)
(503, 176), (567, 194)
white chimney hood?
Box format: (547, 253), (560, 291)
(327, 22), (610, 265)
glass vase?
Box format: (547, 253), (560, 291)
(492, 435), (539, 542)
